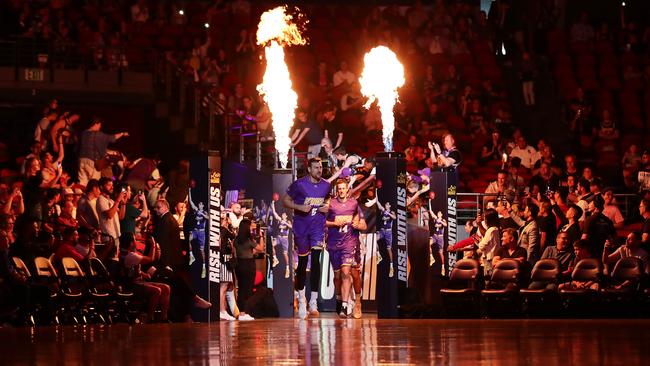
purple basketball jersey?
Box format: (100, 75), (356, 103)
(327, 198), (363, 250)
(286, 176), (331, 224)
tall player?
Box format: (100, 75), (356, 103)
(283, 157), (332, 319)
(327, 178), (367, 318)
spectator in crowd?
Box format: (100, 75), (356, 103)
(559, 240), (599, 291)
(130, 0), (150, 23)
(291, 108), (323, 159)
(569, 11), (595, 43)
(536, 201), (557, 253)
(332, 61), (356, 89)
(480, 131), (506, 163)
(119, 185), (149, 235)
(581, 195), (616, 260)
(602, 188), (624, 229)
(492, 228), (526, 266)
(509, 136), (537, 169)
(640, 199), (650, 248)
(475, 209), (501, 276)
(34, 110), (58, 151)
(575, 178), (591, 221)
(559, 204), (583, 246)
(483, 170), (514, 209)
(233, 218), (265, 321)
(120, 233), (170, 323)
(322, 104), (343, 150)
(77, 179), (101, 231)
(153, 199), (186, 273)
(540, 232), (575, 276)
(519, 52), (537, 106)
(603, 232), (648, 276)
(97, 177), (125, 259)
(637, 151), (650, 193)
(529, 162), (560, 195)
(513, 202), (540, 264)
(77, 118), (129, 186)
(125, 157), (160, 192)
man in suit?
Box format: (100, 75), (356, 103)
(153, 199), (187, 271)
(513, 202), (540, 266)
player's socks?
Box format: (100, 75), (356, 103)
(339, 302), (348, 318)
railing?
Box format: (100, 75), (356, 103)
(455, 192), (640, 222)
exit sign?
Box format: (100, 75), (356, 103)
(24, 68), (45, 81)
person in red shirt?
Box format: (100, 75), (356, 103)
(53, 227), (87, 264)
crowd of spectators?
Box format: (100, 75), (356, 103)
(0, 96), (216, 325)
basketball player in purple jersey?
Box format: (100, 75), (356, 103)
(283, 157), (332, 319)
(327, 179), (367, 318)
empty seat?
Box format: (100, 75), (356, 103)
(520, 259), (561, 316)
(481, 259), (521, 317)
(441, 259), (481, 317)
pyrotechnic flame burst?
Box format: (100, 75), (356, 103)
(359, 46), (405, 152)
(256, 6), (306, 169)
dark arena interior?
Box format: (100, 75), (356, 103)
(1, 0), (650, 364)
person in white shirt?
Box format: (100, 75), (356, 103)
(476, 209), (501, 276)
(509, 136), (538, 169)
(333, 61), (356, 88)
(97, 177), (126, 258)
(34, 110), (58, 151)
(602, 188), (624, 229)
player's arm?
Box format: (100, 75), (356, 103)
(318, 197), (330, 214)
(270, 201), (282, 221)
(326, 214), (341, 228)
(352, 208), (367, 231)
(282, 194), (309, 213)
(389, 210), (396, 220)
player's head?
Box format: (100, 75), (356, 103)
(281, 212), (288, 220)
(384, 201), (391, 210)
(198, 201), (204, 210)
(335, 178), (349, 199)
(307, 157), (323, 180)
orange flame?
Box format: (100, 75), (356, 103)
(256, 6), (306, 169)
(359, 46), (405, 152)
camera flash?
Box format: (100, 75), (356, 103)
(204, 23), (210, 29)
(179, 9), (184, 15)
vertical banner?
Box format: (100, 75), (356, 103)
(271, 171), (296, 318)
(188, 151), (221, 322)
(376, 152), (407, 318)
(429, 170), (459, 275)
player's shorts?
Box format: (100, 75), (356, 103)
(275, 235), (289, 253)
(293, 218), (325, 256)
(329, 241), (357, 271)
(378, 229), (393, 249)
(431, 234), (444, 251)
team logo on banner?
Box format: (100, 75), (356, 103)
(208, 171), (222, 284)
